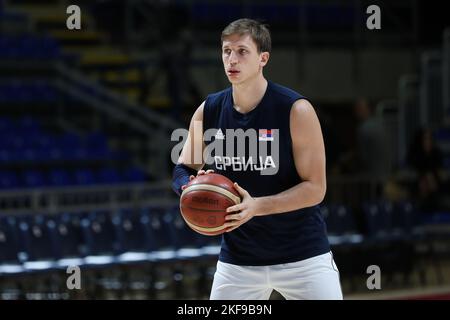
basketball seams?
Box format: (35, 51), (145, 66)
(181, 189), (235, 211)
(180, 214), (228, 233)
(180, 206), (229, 213)
(181, 184), (241, 205)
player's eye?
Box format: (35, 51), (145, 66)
(239, 49), (246, 54)
(223, 49), (231, 55)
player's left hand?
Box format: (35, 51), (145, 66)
(224, 182), (262, 232)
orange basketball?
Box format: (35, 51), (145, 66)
(180, 173), (241, 236)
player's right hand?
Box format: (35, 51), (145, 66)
(181, 169), (215, 191)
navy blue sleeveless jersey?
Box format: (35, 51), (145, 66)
(203, 80), (330, 266)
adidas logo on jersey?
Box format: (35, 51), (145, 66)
(215, 129), (225, 140)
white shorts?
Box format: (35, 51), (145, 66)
(210, 251), (343, 300)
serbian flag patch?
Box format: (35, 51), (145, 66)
(259, 129), (274, 141)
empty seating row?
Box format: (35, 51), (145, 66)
(0, 167), (148, 189)
(0, 116), (41, 133)
(0, 147), (124, 164)
(0, 206), (221, 275)
(0, 118), (129, 164)
(320, 200), (424, 246)
(0, 35), (61, 59)
(320, 201), (431, 282)
(0, 82), (58, 103)
(1, 133), (107, 151)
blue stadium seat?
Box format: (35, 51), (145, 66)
(58, 133), (81, 150)
(82, 210), (119, 266)
(195, 224), (222, 257)
(48, 146), (64, 161)
(34, 134), (54, 150)
(123, 166), (147, 183)
(98, 167), (121, 184)
(2, 133), (14, 150)
(86, 132), (110, 160)
(53, 133), (87, 161)
(20, 148), (39, 162)
(0, 117), (13, 133)
(0, 35), (61, 60)
(0, 215), (26, 275)
(362, 201), (418, 282)
(86, 132), (107, 149)
(363, 203), (387, 237)
(15, 83), (33, 102)
(22, 170), (46, 188)
(0, 83), (18, 102)
(48, 169), (72, 187)
(0, 171), (20, 189)
(392, 201), (423, 238)
(74, 169), (96, 185)
(147, 207), (177, 261)
(362, 201), (393, 241)
(168, 206), (205, 259)
(38, 36), (61, 59)
(87, 147), (110, 161)
(18, 214), (59, 271)
(115, 208), (153, 263)
(34, 82), (58, 101)
(322, 204), (363, 245)
(10, 135), (26, 149)
(53, 212), (88, 268)
(18, 116), (40, 135)
(364, 200), (419, 241)
(0, 149), (12, 164)
(70, 146), (90, 161)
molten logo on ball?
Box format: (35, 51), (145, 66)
(180, 173), (241, 236)
(192, 196), (219, 207)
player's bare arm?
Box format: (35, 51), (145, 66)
(177, 102), (214, 190)
(178, 102), (205, 170)
(225, 99), (326, 229)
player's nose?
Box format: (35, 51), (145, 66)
(229, 51), (238, 64)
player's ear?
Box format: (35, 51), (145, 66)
(260, 52), (270, 66)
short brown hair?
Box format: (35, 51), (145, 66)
(221, 18), (271, 53)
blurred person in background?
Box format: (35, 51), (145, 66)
(407, 128), (447, 213)
(353, 97), (391, 178)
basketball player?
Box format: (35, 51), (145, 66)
(172, 18), (343, 300)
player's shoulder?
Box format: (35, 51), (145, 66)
(202, 87), (232, 120)
(291, 99), (315, 117)
(268, 81), (312, 115)
(206, 86), (232, 102)
(269, 81), (304, 102)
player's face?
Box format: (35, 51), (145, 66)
(222, 34), (269, 85)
